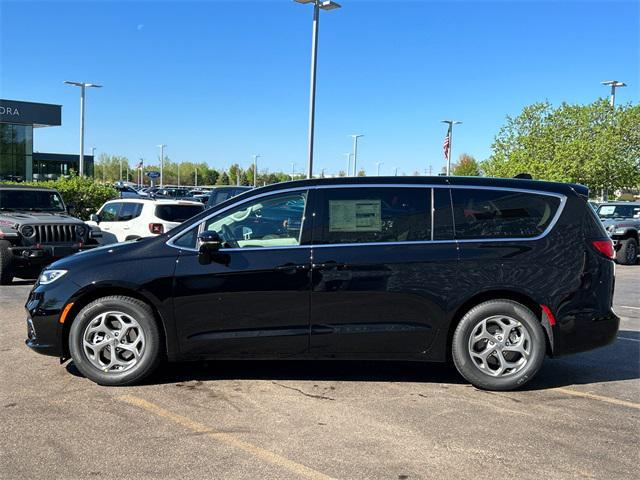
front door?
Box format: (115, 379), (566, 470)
(172, 189), (313, 357)
(309, 186), (458, 358)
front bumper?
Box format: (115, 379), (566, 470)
(10, 244), (97, 265)
(24, 282), (74, 358)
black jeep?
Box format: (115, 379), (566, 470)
(596, 201), (640, 265)
(0, 185), (100, 284)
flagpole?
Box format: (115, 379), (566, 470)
(442, 120), (462, 176)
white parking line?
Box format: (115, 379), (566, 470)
(617, 336), (640, 343)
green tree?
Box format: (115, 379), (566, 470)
(482, 99), (640, 196)
(216, 171), (230, 185)
(452, 154), (481, 176)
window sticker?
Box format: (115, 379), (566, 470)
(329, 200), (382, 232)
(598, 206), (615, 215)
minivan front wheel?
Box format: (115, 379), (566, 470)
(68, 296), (161, 386)
(452, 300), (546, 391)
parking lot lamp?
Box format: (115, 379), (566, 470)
(601, 80), (627, 108)
(343, 153), (352, 176)
(375, 161), (383, 176)
(64, 81), (102, 177)
(441, 120), (462, 175)
(295, 0), (342, 179)
(157, 144), (166, 187)
(350, 134), (364, 176)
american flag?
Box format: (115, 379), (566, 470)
(136, 159), (144, 169)
(443, 127), (451, 160)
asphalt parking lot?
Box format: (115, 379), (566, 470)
(1, 267), (638, 480)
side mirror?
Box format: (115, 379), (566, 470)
(90, 213), (101, 224)
(198, 230), (224, 264)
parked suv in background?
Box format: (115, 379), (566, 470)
(207, 186), (252, 208)
(26, 177), (618, 391)
(86, 198), (204, 244)
(0, 185), (99, 284)
(596, 201), (640, 265)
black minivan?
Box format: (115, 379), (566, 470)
(25, 177), (618, 390)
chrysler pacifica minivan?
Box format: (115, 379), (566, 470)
(25, 177), (618, 390)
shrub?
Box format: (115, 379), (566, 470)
(1, 176), (118, 220)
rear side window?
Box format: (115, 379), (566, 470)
(155, 204), (204, 222)
(316, 187), (431, 245)
(451, 188), (561, 239)
(119, 203), (143, 221)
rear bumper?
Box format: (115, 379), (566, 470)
(552, 310), (620, 356)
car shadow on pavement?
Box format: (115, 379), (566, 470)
(65, 331), (639, 390)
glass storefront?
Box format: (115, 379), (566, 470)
(0, 123), (33, 181)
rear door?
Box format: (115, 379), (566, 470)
(309, 185), (458, 358)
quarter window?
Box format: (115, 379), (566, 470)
(203, 191), (308, 248)
(451, 189), (561, 239)
(316, 187), (431, 245)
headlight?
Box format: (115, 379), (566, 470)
(21, 225), (35, 237)
(38, 270), (68, 285)
(613, 228), (627, 235)
(75, 225), (86, 237)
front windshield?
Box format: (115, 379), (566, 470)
(0, 190), (66, 212)
(597, 204), (640, 219)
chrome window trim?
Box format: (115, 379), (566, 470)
(166, 183), (567, 252)
(166, 186), (311, 252)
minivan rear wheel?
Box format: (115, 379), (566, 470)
(68, 295), (161, 386)
(452, 300), (546, 391)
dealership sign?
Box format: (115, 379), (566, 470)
(146, 171), (161, 179)
(0, 99), (62, 126)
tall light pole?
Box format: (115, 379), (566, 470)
(350, 134), (364, 176)
(375, 161), (384, 176)
(601, 80), (627, 107)
(157, 144), (166, 187)
(343, 153), (352, 176)
(194, 167), (198, 187)
(252, 154), (261, 187)
(91, 147), (96, 179)
(290, 163), (296, 181)
(177, 162), (181, 187)
(64, 81), (102, 177)
(295, 0), (342, 179)
(394, 167), (398, 176)
(441, 120), (462, 175)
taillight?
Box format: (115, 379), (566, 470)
(592, 239), (615, 259)
(149, 223), (164, 234)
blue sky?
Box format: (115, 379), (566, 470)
(1, 0), (638, 176)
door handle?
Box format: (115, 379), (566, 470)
(274, 263), (309, 273)
(312, 261), (346, 270)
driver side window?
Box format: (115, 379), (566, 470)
(203, 191), (308, 249)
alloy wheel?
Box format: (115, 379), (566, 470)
(82, 311), (146, 373)
(467, 315), (531, 377)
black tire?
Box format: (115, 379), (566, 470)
(452, 300), (546, 391)
(68, 295), (162, 386)
(615, 238), (638, 265)
(0, 240), (14, 285)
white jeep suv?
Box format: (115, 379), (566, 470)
(87, 198), (204, 244)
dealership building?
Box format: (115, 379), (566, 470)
(0, 99), (93, 181)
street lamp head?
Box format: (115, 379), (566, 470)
(294, 0), (315, 3)
(320, 1), (341, 11)
(350, 134), (364, 139)
(601, 80), (627, 88)
(64, 81), (103, 88)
